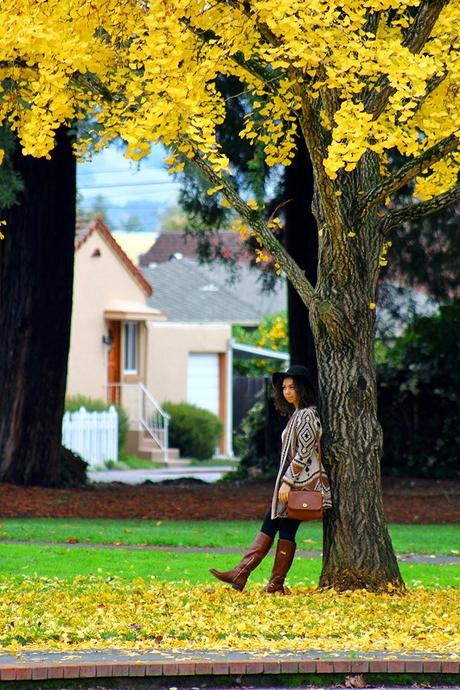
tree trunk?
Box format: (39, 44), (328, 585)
(0, 128), (76, 486)
(311, 226), (404, 591)
(284, 131), (318, 377)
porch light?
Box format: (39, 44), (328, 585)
(102, 331), (113, 351)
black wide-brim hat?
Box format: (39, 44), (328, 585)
(272, 364), (313, 388)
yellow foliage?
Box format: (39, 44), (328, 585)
(0, 578), (458, 654)
(379, 240), (392, 267)
(0, 0), (459, 205)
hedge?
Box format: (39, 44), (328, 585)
(163, 401), (223, 460)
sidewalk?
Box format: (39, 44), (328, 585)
(88, 466), (233, 484)
(1, 539), (459, 564)
(0, 648), (459, 683)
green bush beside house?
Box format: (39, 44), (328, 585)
(163, 402), (223, 460)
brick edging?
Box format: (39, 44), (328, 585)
(1, 657), (459, 681)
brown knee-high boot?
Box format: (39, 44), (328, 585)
(209, 532), (273, 591)
(263, 539), (296, 594)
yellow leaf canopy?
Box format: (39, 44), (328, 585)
(0, 0), (459, 200)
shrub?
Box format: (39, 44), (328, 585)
(232, 402), (274, 478)
(65, 395), (129, 452)
(232, 303), (460, 481)
(378, 299), (460, 479)
(163, 402), (223, 460)
(231, 392), (285, 479)
(233, 311), (288, 376)
(59, 446), (88, 487)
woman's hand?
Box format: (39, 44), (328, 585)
(278, 481), (291, 505)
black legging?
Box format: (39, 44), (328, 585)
(260, 508), (301, 543)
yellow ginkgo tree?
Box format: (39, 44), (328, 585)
(1, 0), (459, 591)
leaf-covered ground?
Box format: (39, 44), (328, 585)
(0, 578), (458, 655)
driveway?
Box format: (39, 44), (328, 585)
(88, 466), (233, 484)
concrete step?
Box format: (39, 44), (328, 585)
(134, 446), (181, 463)
(159, 457), (191, 467)
(149, 447), (180, 462)
(138, 436), (166, 451)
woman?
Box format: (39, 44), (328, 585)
(209, 364), (331, 594)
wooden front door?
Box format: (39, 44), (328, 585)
(107, 320), (121, 403)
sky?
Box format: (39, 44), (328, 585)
(76, 143), (180, 232)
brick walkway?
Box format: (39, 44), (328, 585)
(0, 649), (459, 682)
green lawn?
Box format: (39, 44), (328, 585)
(0, 518), (458, 554)
(0, 543), (459, 588)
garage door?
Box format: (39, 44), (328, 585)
(187, 353), (219, 415)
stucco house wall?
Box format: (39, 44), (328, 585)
(146, 321), (231, 404)
(146, 321), (231, 454)
(67, 224), (154, 402)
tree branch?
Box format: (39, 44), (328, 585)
(402, 0), (448, 53)
(191, 152), (315, 304)
(72, 71), (113, 101)
(189, 150), (351, 341)
(363, 0), (447, 119)
(190, 4), (344, 242)
(214, 0), (283, 49)
(297, 96), (344, 239)
(380, 183), (460, 234)
(360, 132), (459, 217)
(182, 18), (286, 104)
(0, 60), (113, 102)
(363, 10), (380, 36)
(412, 71), (448, 115)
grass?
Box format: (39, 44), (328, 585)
(0, 543), (459, 588)
(0, 518), (459, 554)
(115, 454), (163, 469)
(188, 458), (240, 467)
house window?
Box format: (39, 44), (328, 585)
(124, 321), (138, 374)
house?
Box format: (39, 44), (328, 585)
(139, 230), (249, 266)
(67, 220), (288, 460)
(140, 257), (287, 454)
(111, 230), (158, 266)
(67, 218), (174, 461)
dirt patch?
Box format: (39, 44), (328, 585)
(0, 477), (458, 523)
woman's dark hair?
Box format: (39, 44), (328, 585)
(273, 375), (317, 415)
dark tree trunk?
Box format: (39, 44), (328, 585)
(0, 128), (76, 486)
(310, 155), (404, 591)
(315, 317), (404, 591)
(284, 132), (318, 378)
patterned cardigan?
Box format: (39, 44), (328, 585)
(270, 406), (332, 519)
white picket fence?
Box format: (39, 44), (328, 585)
(62, 406), (118, 467)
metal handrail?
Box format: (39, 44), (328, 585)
(106, 382), (170, 464)
(138, 382), (170, 419)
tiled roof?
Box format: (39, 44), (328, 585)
(139, 231), (248, 266)
(75, 216), (153, 296)
(141, 258), (286, 324)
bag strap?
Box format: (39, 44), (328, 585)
(284, 411), (324, 486)
(316, 431), (323, 484)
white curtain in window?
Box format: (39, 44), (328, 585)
(124, 321), (138, 373)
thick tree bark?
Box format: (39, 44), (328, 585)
(284, 132), (318, 377)
(0, 128), (76, 486)
(315, 316), (404, 591)
(310, 156), (404, 591)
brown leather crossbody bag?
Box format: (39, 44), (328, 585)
(286, 434), (324, 521)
